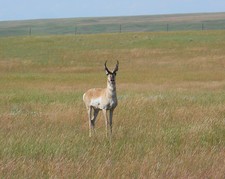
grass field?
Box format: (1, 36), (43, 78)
(1, 12), (225, 36)
(1, 30), (225, 178)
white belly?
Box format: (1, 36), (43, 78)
(90, 97), (102, 109)
(90, 97), (117, 110)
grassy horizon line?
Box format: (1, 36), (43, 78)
(1, 12), (225, 36)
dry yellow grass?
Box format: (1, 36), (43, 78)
(0, 31), (225, 178)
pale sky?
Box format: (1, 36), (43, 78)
(1, 0), (225, 21)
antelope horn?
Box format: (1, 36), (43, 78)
(104, 61), (111, 74)
(113, 60), (119, 73)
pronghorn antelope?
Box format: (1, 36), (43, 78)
(83, 61), (119, 137)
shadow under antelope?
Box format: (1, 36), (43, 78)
(83, 61), (119, 137)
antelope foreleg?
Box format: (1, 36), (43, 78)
(103, 109), (110, 137)
(109, 109), (114, 136)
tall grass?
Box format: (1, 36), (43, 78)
(1, 31), (225, 178)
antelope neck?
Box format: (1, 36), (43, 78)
(107, 80), (116, 93)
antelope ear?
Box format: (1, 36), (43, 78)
(105, 70), (110, 75)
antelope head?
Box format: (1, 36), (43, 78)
(104, 60), (119, 85)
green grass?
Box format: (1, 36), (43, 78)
(1, 30), (225, 178)
(1, 12), (225, 36)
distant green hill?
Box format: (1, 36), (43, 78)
(0, 12), (225, 36)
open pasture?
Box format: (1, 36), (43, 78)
(1, 12), (225, 36)
(0, 31), (225, 178)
